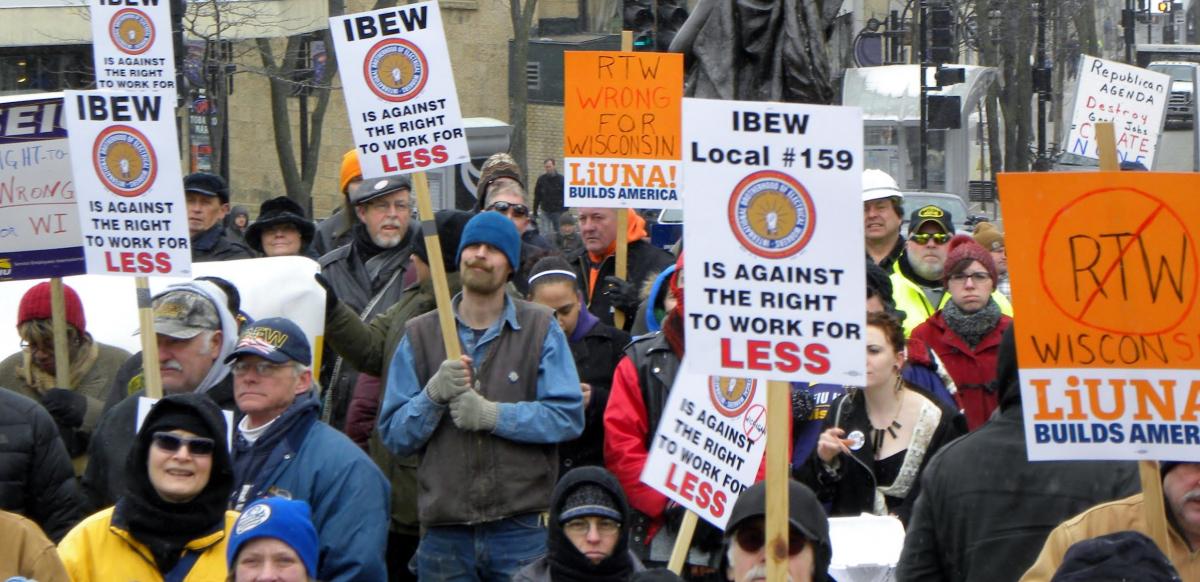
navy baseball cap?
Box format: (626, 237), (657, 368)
(224, 317), (311, 366)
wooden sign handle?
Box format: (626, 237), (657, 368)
(412, 172), (463, 361)
(136, 277), (163, 399)
(766, 380), (790, 582)
(1096, 121), (1120, 171)
(49, 278), (71, 389)
(611, 30), (634, 330)
(667, 510), (699, 574)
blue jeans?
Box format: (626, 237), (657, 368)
(416, 513), (547, 582)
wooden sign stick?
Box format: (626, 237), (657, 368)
(613, 30), (633, 330)
(413, 171), (463, 360)
(49, 278), (71, 389)
(765, 380), (791, 582)
(1095, 120), (1170, 556)
(136, 277), (164, 399)
(667, 511), (699, 574)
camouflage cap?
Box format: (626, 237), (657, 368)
(141, 289), (222, 339)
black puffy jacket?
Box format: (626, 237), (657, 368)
(559, 321), (631, 476)
(0, 389), (85, 541)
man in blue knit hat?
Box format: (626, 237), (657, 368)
(379, 211), (585, 582)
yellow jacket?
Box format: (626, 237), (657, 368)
(890, 262), (1013, 336)
(58, 507), (238, 582)
(1020, 493), (1200, 581)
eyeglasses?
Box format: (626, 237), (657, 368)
(151, 432), (216, 456)
(486, 201), (530, 218)
(909, 233), (951, 245)
(734, 527), (809, 556)
(367, 199), (411, 214)
(231, 360), (292, 377)
(19, 341), (50, 354)
(948, 272), (992, 285)
(563, 518), (621, 536)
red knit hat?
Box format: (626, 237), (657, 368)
(18, 282), (86, 333)
(943, 235), (999, 287)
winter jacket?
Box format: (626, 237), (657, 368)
(0, 510), (70, 582)
(560, 321), (631, 475)
(910, 310), (1013, 431)
(533, 172), (565, 215)
(896, 405), (1141, 582)
(552, 231), (583, 256)
(325, 273), (462, 536)
(568, 214), (676, 332)
(0, 340), (132, 474)
(0, 389), (84, 542)
(1020, 494), (1200, 581)
(795, 387), (966, 526)
(191, 223), (254, 262)
(312, 208), (354, 258)
(318, 232), (412, 431)
(890, 260), (1012, 336)
(230, 391), (390, 582)
(82, 375), (239, 512)
(58, 507), (238, 582)
(524, 228), (554, 250)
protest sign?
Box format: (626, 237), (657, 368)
(640, 363), (767, 529)
(999, 171), (1200, 462)
(1062, 56), (1170, 168)
(682, 98), (865, 384)
(330, 1), (469, 180)
(90, 0), (177, 92)
(64, 90), (191, 278)
(0, 94), (85, 280)
(563, 51), (683, 209)
(827, 515), (906, 582)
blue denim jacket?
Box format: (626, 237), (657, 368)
(379, 294), (584, 457)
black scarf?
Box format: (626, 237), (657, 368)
(115, 393), (233, 574)
(941, 298), (1002, 349)
(547, 468), (637, 582)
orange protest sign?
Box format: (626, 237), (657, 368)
(999, 172), (1200, 462)
(563, 51), (683, 209)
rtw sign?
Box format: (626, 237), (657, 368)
(1000, 172), (1200, 462)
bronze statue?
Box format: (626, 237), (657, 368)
(670, 0), (842, 104)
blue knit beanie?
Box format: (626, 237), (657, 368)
(457, 211), (522, 273)
(227, 497), (319, 578)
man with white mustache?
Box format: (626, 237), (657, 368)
(317, 174), (414, 433)
(724, 481), (831, 582)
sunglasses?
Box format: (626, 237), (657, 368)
(151, 432), (216, 456)
(909, 233), (951, 245)
(486, 201), (530, 218)
(735, 527), (808, 556)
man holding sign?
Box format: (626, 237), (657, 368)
(568, 208), (674, 332)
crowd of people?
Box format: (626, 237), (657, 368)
(0, 158), (1195, 582)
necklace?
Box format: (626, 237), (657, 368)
(868, 386), (905, 451)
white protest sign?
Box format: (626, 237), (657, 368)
(682, 99), (865, 384)
(827, 515), (906, 582)
(330, 1), (469, 180)
(0, 256), (327, 369)
(90, 0), (178, 92)
(1063, 56), (1170, 168)
(0, 93), (85, 280)
(65, 90), (191, 277)
(640, 363), (767, 529)
(137, 397), (235, 450)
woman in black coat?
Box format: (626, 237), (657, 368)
(0, 389), (84, 542)
(528, 257), (631, 477)
(795, 312), (967, 526)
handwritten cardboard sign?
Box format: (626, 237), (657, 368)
(1063, 56), (1170, 168)
(563, 51), (683, 209)
(640, 363), (767, 529)
(0, 94), (85, 280)
(999, 172), (1200, 462)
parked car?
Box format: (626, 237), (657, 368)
(1147, 61), (1199, 126)
(902, 191), (988, 234)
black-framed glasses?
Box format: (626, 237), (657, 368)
(734, 526), (808, 556)
(486, 201), (530, 217)
(231, 360), (292, 377)
(948, 272), (992, 285)
(151, 432), (216, 456)
(909, 233), (951, 245)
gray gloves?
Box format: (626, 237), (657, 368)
(425, 359), (472, 404)
(449, 389), (499, 432)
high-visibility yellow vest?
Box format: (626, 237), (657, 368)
(890, 262), (1013, 336)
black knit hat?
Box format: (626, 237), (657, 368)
(244, 196), (315, 254)
(411, 210), (473, 273)
(559, 484), (622, 523)
(1050, 531), (1181, 581)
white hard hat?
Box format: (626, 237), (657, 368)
(863, 169), (903, 202)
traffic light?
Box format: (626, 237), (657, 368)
(1158, 1), (1171, 11)
(929, 5), (956, 65)
(655, 1), (689, 52)
(623, 1), (654, 50)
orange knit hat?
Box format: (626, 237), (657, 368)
(340, 150), (362, 197)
